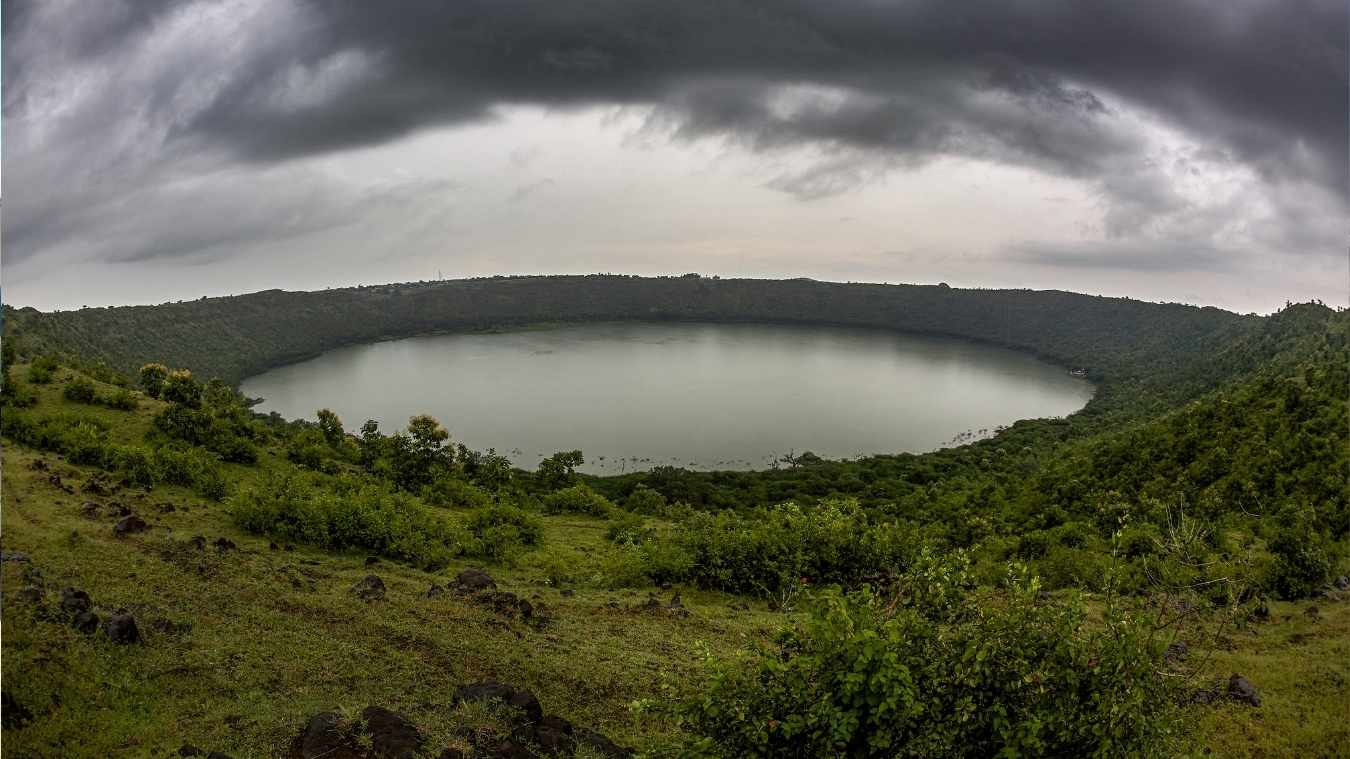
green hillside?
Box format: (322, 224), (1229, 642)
(1, 283), (1346, 757)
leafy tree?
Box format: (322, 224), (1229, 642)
(316, 408), (345, 447)
(139, 363), (169, 398)
(161, 369), (201, 407)
(537, 449), (584, 489)
(63, 376), (97, 404)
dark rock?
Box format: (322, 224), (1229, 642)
(1164, 640), (1189, 663)
(351, 574), (386, 601)
(103, 613), (141, 644)
(1227, 674), (1261, 707)
(28, 458), (48, 471)
(293, 711), (361, 759)
(668, 593), (683, 608)
(574, 728), (635, 758)
(269, 542), (280, 551)
(0, 551), (31, 562)
(1306, 605), (1322, 619)
(452, 568), (496, 592)
(423, 584), (446, 599)
(452, 681), (515, 709)
(1335, 575), (1350, 591)
(72, 610), (100, 635)
(1192, 688), (1220, 705)
(483, 742), (532, 759)
(2, 691), (33, 729)
(15, 585), (44, 604)
(1251, 601), (1270, 621)
(507, 690), (543, 724)
(82, 501), (102, 518)
(189, 535), (207, 551)
(112, 502), (133, 516)
(113, 515), (148, 537)
(365, 556), (380, 566)
(60, 587), (92, 615)
(213, 537), (237, 553)
(361, 705), (423, 758)
(83, 477), (113, 495)
(534, 715), (574, 755)
(177, 745), (203, 756)
(558, 588), (575, 598)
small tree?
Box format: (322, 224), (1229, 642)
(316, 408), (345, 447)
(161, 369), (202, 407)
(139, 363), (169, 398)
(537, 449), (584, 489)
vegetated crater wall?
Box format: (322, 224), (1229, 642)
(3, 275), (1254, 417)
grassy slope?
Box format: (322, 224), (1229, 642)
(3, 369), (1347, 757)
(0, 372), (779, 756)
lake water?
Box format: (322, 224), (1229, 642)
(241, 322), (1093, 473)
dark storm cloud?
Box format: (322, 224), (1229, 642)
(3, 0), (1345, 273)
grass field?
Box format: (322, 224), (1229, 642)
(2, 370), (1347, 757)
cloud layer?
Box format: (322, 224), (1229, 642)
(3, 0), (1346, 307)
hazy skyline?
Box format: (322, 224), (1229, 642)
(3, 0), (1346, 314)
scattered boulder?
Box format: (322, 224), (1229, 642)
(111, 502), (133, 516)
(72, 610), (100, 635)
(1227, 674), (1261, 707)
(213, 537), (237, 553)
(269, 542), (280, 551)
(423, 584), (446, 599)
(60, 587), (92, 615)
(103, 613), (141, 644)
(1164, 640), (1189, 664)
(452, 568), (497, 592)
(81, 501), (102, 518)
(28, 458), (48, 471)
(634, 593), (689, 617)
(113, 514), (149, 537)
(531, 714), (574, 755)
(361, 705), (423, 758)
(506, 690), (543, 724)
(0, 551), (32, 563)
(452, 681), (516, 708)
(574, 727), (635, 758)
(1191, 688), (1221, 705)
(83, 476), (114, 495)
(351, 575), (386, 601)
(291, 711), (361, 759)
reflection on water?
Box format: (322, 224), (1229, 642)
(241, 322), (1093, 472)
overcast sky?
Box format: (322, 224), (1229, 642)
(3, 0), (1346, 314)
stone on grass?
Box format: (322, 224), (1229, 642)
(351, 574), (386, 601)
(103, 613), (141, 644)
(113, 515), (148, 537)
(361, 705), (423, 758)
(1227, 674), (1261, 706)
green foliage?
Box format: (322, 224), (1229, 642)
(541, 484), (614, 517)
(538, 450), (584, 489)
(138, 362), (169, 398)
(316, 408), (345, 446)
(683, 558), (1175, 758)
(623, 484), (669, 515)
(420, 475), (492, 509)
(657, 499), (911, 596)
(464, 503), (543, 560)
(161, 369), (202, 407)
(230, 474), (459, 568)
(63, 377), (98, 404)
(1266, 515), (1336, 599)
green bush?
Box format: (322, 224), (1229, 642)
(27, 364), (54, 384)
(63, 377), (98, 404)
(541, 484), (614, 517)
(231, 474), (460, 568)
(1266, 520), (1335, 599)
(421, 475), (493, 509)
(624, 484), (669, 515)
(683, 558), (1175, 757)
(464, 504), (543, 560)
(102, 388), (138, 411)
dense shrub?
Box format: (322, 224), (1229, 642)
(541, 484), (614, 517)
(683, 557), (1175, 757)
(1266, 518), (1335, 599)
(624, 484), (669, 515)
(63, 377), (97, 404)
(231, 474), (460, 568)
(421, 475), (493, 509)
(661, 499), (911, 595)
(464, 504), (543, 560)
